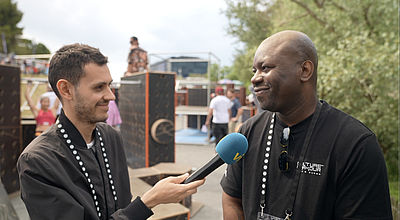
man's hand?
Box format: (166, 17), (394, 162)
(141, 173), (205, 209)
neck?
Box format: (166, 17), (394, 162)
(277, 97), (318, 127)
(64, 109), (96, 144)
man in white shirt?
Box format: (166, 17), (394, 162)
(205, 86), (232, 144)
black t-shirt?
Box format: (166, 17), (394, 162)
(221, 100), (392, 220)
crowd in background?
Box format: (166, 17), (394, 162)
(0, 53), (49, 75)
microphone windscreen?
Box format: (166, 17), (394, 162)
(216, 133), (248, 164)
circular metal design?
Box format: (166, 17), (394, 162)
(151, 119), (174, 144)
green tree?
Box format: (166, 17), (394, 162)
(15, 38), (50, 55)
(0, 0), (23, 53)
(224, 0), (399, 179)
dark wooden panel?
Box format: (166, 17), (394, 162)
(0, 65), (21, 194)
(188, 88), (207, 106)
(148, 73), (175, 167)
(120, 72), (175, 168)
(0, 126), (21, 194)
(0, 65), (20, 127)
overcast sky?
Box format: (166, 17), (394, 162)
(15, 0), (238, 81)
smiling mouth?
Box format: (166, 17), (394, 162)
(254, 86), (270, 93)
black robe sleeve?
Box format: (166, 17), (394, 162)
(18, 153), (86, 220)
(18, 152), (154, 220)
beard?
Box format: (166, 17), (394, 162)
(257, 95), (275, 112)
(74, 92), (108, 124)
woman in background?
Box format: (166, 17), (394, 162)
(25, 81), (59, 136)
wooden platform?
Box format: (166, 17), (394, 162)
(128, 163), (203, 219)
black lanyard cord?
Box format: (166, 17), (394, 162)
(258, 101), (323, 219)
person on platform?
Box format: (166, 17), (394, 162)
(24, 81), (60, 136)
(124, 36), (148, 76)
(220, 30), (392, 219)
(205, 86), (232, 144)
(227, 88), (242, 133)
(18, 43), (205, 220)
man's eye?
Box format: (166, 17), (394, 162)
(262, 66), (272, 71)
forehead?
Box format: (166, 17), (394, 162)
(41, 96), (50, 101)
(253, 39), (296, 65)
(80, 63), (112, 84)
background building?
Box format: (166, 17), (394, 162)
(150, 56), (208, 77)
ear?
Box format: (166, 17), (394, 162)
(299, 60), (314, 82)
(56, 79), (74, 101)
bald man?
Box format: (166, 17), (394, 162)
(220, 31), (392, 220)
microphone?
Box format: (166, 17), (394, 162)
(183, 133), (248, 184)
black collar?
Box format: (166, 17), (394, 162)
(57, 110), (97, 149)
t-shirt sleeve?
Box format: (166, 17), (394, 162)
(334, 134), (393, 219)
(229, 100), (234, 109)
(209, 98), (216, 109)
(220, 125), (246, 199)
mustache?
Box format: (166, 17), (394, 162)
(96, 100), (109, 106)
(253, 81), (270, 89)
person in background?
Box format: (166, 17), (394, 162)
(37, 83), (62, 116)
(124, 36), (148, 76)
(207, 92), (216, 142)
(106, 100), (122, 129)
(205, 86), (232, 144)
(24, 81), (60, 136)
(227, 88), (242, 133)
(18, 43), (204, 220)
(220, 30), (392, 219)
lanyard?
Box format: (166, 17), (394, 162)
(259, 101), (322, 219)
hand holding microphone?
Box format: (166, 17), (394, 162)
(183, 133), (248, 184)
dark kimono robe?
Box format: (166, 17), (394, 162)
(17, 111), (153, 219)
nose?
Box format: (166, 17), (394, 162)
(105, 86), (116, 101)
(251, 70), (263, 86)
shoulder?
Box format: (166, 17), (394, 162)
(239, 111), (272, 136)
(321, 101), (374, 137)
(96, 122), (123, 147)
(18, 126), (65, 171)
(318, 101), (380, 161)
(137, 47), (147, 53)
(97, 122), (121, 138)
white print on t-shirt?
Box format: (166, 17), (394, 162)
(296, 161), (324, 176)
(257, 212), (284, 220)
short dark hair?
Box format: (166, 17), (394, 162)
(131, 36), (138, 41)
(48, 43), (108, 101)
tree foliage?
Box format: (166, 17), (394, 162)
(0, 0), (50, 55)
(15, 38), (50, 54)
(0, 0), (23, 53)
(224, 0), (399, 179)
